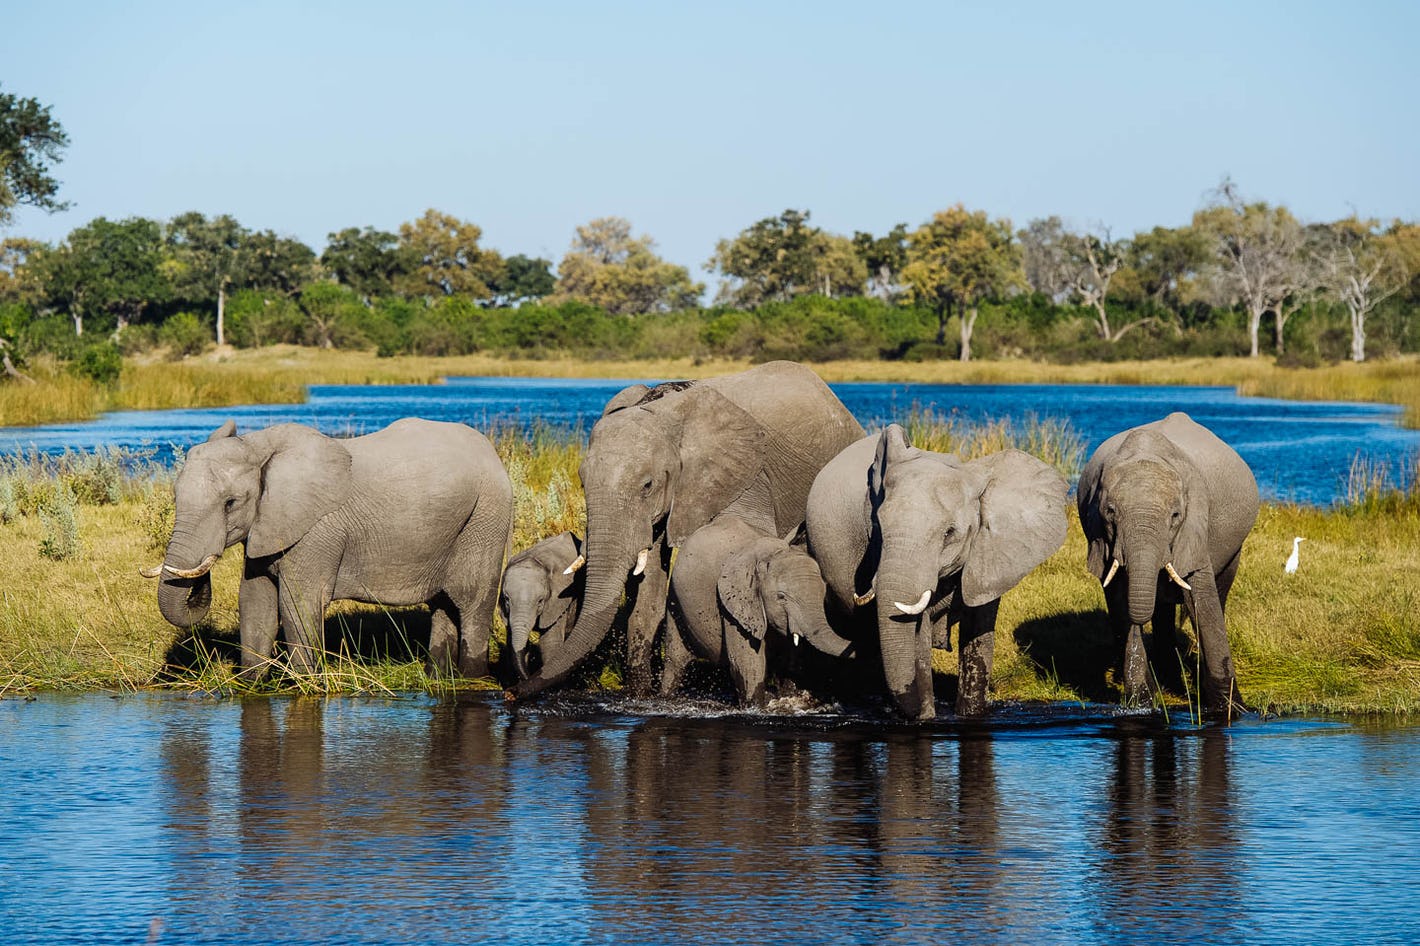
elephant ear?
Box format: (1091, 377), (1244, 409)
(1170, 476), (1212, 579)
(246, 425), (354, 558)
(1080, 479), (1109, 580)
(601, 384), (652, 416)
(961, 449), (1069, 607)
(207, 420), (238, 442)
(718, 547), (767, 641)
(867, 424), (911, 503)
(539, 586), (577, 631)
(665, 390), (765, 546)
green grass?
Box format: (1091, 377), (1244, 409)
(0, 414), (1417, 713)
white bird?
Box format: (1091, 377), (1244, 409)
(1284, 536), (1305, 574)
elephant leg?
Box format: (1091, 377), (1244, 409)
(237, 567), (279, 679)
(1147, 592), (1185, 695)
(725, 628), (768, 708)
(658, 605), (692, 697)
(427, 597), (461, 677)
(1185, 570), (1245, 716)
(623, 538), (670, 698)
(440, 504), (506, 680)
(1214, 551), (1242, 611)
(276, 570), (332, 675)
(956, 600), (998, 717)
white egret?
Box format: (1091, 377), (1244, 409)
(1284, 536), (1304, 574)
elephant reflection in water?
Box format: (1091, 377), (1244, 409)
(569, 719), (1009, 943)
(1091, 725), (1242, 942)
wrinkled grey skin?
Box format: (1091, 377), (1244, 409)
(500, 531), (583, 681)
(510, 361), (864, 701)
(660, 514), (855, 706)
(806, 425), (1068, 720)
(155, 418), (512, 678)
(1078, 411), (1258, 714)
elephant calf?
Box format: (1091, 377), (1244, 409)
(146, 418), (513, 678)
(661, 513), (854, 707)
(500, 531), (584, 682)
(1078, 411), (1258, 714)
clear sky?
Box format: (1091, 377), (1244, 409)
(3, 0), (1416, 282)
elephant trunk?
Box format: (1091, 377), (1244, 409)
(507, 615), (534, 681)
(512, 500), (644, 699)
(1122, 530), (1164, 626)
(157, 527), (217, 628)
(787, 600), (855, 658)
(875, 539), (939, 720)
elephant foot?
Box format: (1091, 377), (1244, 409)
(458, 655), (491, 681)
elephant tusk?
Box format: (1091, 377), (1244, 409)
(893, 590), (932, 615)
(563, 554), (585, 576)
(792, 633), (802, 647)
(1164, 561), (1192, 591)
(139, 563), (164, 579)
(852, 588), (875, 606)
(632, 548), (650, 577)
(1101, 558), (1120, 588)
(163, 553), (221, 580)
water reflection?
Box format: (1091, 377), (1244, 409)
(4, 696), (1418, 944)
(1090, 723), (1242, 942)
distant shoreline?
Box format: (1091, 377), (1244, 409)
(2, 346), (1417, 430)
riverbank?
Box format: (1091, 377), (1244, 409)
(2, 346), (1417, 429)
(1, 436), (1416, 714)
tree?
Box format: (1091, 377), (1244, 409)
(902, 205), (1023, 360)
(166, 212), (249, 346)
(1018, 216), (1071, 300)
(1316, 218), (1408, 362)
(394, 210), (503, 302)
(487, 254), (555, 307)
(43, 217), (169, 337)
(707, 209), (866, 306)
(297, 281), (365, 349)
(1195, 179), (1307, 358)
(0, 237), (45, 303)
(244, 230), (318, 300)
(1124, 225), (1211, 316)
(553, 217), (702, 315)
(852, 224), (909, 300)
(1021, 218), (1150, 341)
(322, 226), (406, 300)
(0, 86), (70, 228)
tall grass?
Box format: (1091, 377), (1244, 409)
(900, 404), (1085, 479)
(1342, 451), (1419, 516)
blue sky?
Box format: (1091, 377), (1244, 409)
(3, 1), (1416, 281)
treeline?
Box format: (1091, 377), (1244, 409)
(1, 191), (1417, 384)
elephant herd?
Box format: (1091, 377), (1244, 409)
(145, 361), (1259, 720)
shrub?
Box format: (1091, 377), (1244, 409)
(69, 342), (123, 386)
(0, 478), (16, 524)
(115, 323), (160, 356)
(137, 484), (175, 551)
(38, 485), (81, 560)
(159, 312), (214, 359)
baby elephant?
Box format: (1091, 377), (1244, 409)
(500, 531), (584, 681)
(661, 514), (854, 706)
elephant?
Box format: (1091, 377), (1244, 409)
(660, 513), (855, 706)
(806, 424), (1068, 720)
(1077, 411), (1258, 714)
(145, 418), (513, 678)
(508, 361), (865, 701)
(500, 531), (584, 681)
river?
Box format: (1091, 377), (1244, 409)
(0, 694), (1415, 945)
(0, 377), (1413, 505)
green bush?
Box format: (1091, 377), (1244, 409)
(160, 312), (213, 358)
(115, 323), (160, 356)
(70, 342), (123, 385)
(38, 485), (80, 560)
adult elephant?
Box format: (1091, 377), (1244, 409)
(1077, 411), (1257, 715)
(145, 418), (512, 678)
(806, 424), (1068, 720)
(508, 361), (864, 700)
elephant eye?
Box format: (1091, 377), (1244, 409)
(641, 478), (654, 494)
(944, 525), (956, 539)
(225, 497), (237, 512)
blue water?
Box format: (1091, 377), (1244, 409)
(0, 694), (1416, 945)
(0, 376), (1412, 505)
